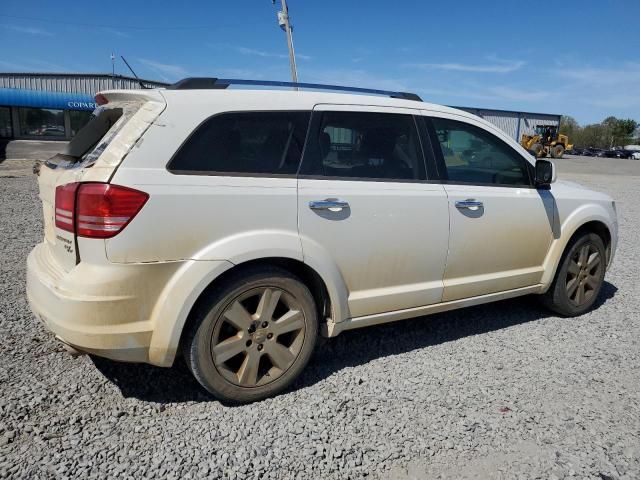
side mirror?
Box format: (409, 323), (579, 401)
(535, 159), (556, 188)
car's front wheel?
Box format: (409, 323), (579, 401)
(183, 266), (318, 403)
(541, 232), (606, 316)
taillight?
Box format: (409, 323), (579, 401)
(95, 93), (108, 106)
(54, 183), (148, 239)
(55, 183), (79, 233)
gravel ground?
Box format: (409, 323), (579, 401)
(1, 153), (639, 479)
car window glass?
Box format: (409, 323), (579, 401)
(168, 111), (310, 175)
(432, 118), (531, 186)
(303, 111), (424, 180)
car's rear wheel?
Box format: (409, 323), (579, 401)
(541, 232), (606, 316)
(183, 266), (318, 403)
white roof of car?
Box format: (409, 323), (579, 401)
(160, 88), (464, 115)
(101, 87), (471, 120)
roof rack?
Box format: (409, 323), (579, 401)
(167, 77), (422, 102)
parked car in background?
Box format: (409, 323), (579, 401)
(581, 148), (599, 157)
(566, 147), (584, 155)
(624, 145), (640, 160)
(26, 79), (618, 403)
(604, 149), (633, 159)
(578, 148), (604, 157)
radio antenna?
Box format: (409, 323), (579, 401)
(120, 56), (148, 89)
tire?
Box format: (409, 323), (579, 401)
(541, 232), (606, 316)
(183, 266), (318, 403)
(531, 143), (545, 158)
(551, 144), (565, 159)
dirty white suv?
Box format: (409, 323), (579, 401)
(27, 78), (618, 403)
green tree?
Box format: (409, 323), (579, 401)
(577, 124), (606, 148)
(560, 115), (579, 139)
(560, 115), (639, 148)
(610, 119), (637, 147)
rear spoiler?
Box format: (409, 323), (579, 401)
(93, 89), (166, 106)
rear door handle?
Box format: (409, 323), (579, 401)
(309, 199), (350, 211)
(455, 199), (484, 210)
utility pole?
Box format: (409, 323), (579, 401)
(110, 53), (115, 88)
(275, 0), (299, 86)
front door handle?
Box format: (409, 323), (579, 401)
(309, 199), (350, 211)
(455, 199), (484, 210)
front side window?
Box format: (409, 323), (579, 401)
(168, 111), (310, 175)
(301, 111), (424, 180)
(431, 118), (532, 186)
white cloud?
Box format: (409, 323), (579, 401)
(303, 68), (408, 92)
(0, 58), (69, 72)
(235, 46), (311, 61)
(236, 47), (287, 59)
(557, 62), (640, 87)
(28, 59), (70, 72)
(408, 81), (552, 106)
(2, 24), (53, 36)
(404, 59), (525, 74)
(552, 62), (640, 111)
(101, 27), (131, 39)
(138, 59), (188, 81)
(0, 59), (29, 71)
(485, 86), (549, 102)
(215, 67), (265, 79)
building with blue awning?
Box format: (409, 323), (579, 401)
(0, 88), (97, 111)
(0, 73), (167, 140)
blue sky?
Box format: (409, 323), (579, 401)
(1, 0), (638, 124)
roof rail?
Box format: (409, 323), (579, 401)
(167, 77), (422, 102)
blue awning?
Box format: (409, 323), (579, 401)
(0, 88), (97, 111)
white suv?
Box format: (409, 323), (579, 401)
(27, 78), (618, 403)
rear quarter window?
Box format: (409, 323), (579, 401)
(167, 111), (311, 176)
(45, 104), (140, 169)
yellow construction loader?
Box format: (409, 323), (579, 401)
(521, 125), (572, 159)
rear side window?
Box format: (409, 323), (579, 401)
(168, 111), (310, 175)
(300, 111), (425, 180)
(430, 117), (532, 186)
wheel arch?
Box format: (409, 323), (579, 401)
(177, 257), (339, 359)
(541, 215), (613, 291)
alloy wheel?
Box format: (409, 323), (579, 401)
(209, 287), (306, 388)
(565, 242), (603, 306)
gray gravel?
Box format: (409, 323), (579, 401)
(1, 152), (639, 479)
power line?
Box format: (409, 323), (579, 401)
(0, 14), (228, 30)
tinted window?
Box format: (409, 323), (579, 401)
(431, 118), (531, 186)
(19, 107), (65, 137)
(0, 107), (12, 138)
(301, 111), (424, 180)
(168, 111), (310, 175)
(69, 110), (94, 136)
(64, 107), (123, 159)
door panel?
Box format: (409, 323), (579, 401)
(424, 113), (555, 301)
(299, 180), (449, 317)
(298, 106), (450, 319)
(442, 184), (554, 301)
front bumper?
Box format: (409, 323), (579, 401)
(26, 243), (180, 363)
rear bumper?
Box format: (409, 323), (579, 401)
(26, 243), (180, 364)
